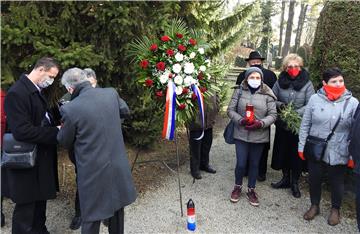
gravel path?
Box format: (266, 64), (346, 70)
(2, 126), (358, 233)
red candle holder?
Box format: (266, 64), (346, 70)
(245, 104), (254, 124)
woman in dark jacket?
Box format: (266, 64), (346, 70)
(270, 53), (315, 198)
(227, 67), (277, 206)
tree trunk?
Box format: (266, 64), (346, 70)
(258, 1), (273, 58)
(278, 1), (286, 56)
(282, 1), (295, 57)
(294, 3), (308, 52)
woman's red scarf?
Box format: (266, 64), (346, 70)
(323, 84), (346, 101)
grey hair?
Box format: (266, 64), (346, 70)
(61, 67), (88, 88)
(84, 68), (96, 80)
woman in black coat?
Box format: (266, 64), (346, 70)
(270, 54), (315, 198)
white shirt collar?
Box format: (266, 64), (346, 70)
(26, 74), (41, 92)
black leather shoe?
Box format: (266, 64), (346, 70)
(191, 171), (202, 180)
(291, 183), (301, 198)
(271, 177), (290, 189)
(257, 174), (266, 182)
(69, 216), (82, 230)
(200, 165), (216, 174)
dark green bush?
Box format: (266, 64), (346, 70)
(309, 2), (360, 98)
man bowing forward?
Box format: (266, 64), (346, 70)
(57, 68), (136, 234)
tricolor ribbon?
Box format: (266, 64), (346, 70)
(162, 80), (177, 140)
(191, 84), (205, 140)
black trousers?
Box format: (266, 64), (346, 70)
(308, 160), (346, 209)
(189, 128), (213, 174)
(81, 208), (124, 234)
(12, 200), (47, 234)
(356, 173), (360, 232)
(70, 149), (81, 217)
(75, 189), (81, 217)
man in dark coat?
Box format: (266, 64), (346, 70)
(57, 68), (137, 234)
(236, 51), (277, 181)
(3, 57), (60, 234)
(349, 103), (360, 232)
(60, 67), (99, 230)
(188, 94), (220, 179)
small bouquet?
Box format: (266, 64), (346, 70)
(280, 102), (302, 135)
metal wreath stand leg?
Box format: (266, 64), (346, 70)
(131, 126), (184, 217)
(174, 130), (184, 217)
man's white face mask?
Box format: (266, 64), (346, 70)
(38, 75), (54, 89)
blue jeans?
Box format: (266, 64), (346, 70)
(356, 173), (360, 232)
(234, 139), (264, 188)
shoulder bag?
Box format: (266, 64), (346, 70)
(1, 133), (37, 169)
(223, 86), (242, 144)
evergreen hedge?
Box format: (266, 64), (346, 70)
(309, 2), (360, 97)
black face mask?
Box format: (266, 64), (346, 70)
(250, 64), (262, 69)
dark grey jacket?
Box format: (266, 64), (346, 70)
(188, 94), (220, 131)
(227, 82), (277, 143)
(57, 82), (136, 222)
(299, 89), (359, 165)
(349, 104), (360, 174)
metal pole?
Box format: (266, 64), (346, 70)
(174, 130), (184, 217)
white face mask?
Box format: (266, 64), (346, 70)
(248, 79), (261, 89)
(38, 76), (54, 88)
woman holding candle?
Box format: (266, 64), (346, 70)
(270, 53), (315, 198)
(227, 67), (277, 206)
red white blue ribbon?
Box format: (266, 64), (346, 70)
(191, 84), (205, 140)
(162, 80), (176, 140)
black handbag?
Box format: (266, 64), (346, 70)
(304, 99), (349, 162)
(224, 86), (242, 144)
(1, 133), (37, 169)
(224, 121), (235, 144)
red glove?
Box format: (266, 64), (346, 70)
(245, 120), (263, 131)
(298, 151), (305, 161)
(347, 159), (354, 169)
(239, 118), (248, 126)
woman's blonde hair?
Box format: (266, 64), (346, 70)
(282, 53), (304, 71)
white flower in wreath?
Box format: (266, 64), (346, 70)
(190, 77), (198, 85)
(175, 53), (184, 62)
(159, 74), (168, 84)
(189, 52), (196, 59)
(205, 59), (211, 66)
(199, 65), (206, 72)
(174, 75), (183, 85)
(184, 62), (195, 74)
(198, 47), (205, 54)
(175, 86), (183, 95)
(172, 63), (182, 74)
(184, 76), (193, 86)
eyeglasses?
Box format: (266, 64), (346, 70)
(287, 65), (300, 69)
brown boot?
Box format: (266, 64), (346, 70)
(328, 208), (340, 226)
(303, 205), (320, 220)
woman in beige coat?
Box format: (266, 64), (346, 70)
(227, 67), (277, 206)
